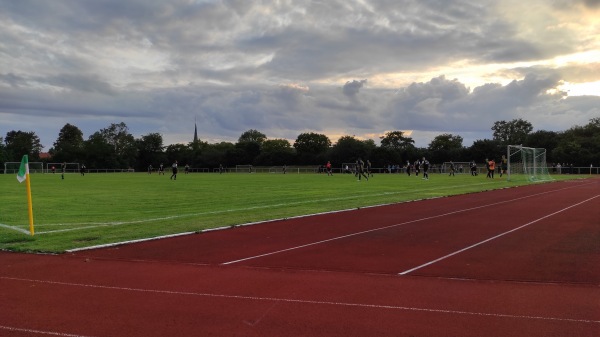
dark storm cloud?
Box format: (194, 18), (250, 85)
(343, 80), (367, 98)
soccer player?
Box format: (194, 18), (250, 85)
(366, 160), (373, 177)
(326, 161), (333, 176)
(158, 163), (165, 175)
(500, 155), (508, 177)
(414, 159), (421, 176)
(356, 158), (369, 181)
(470, 160), (478, 176)
(486, 158), (495, 178)
(422, 157), (430, 180)
(184, 164), (190, 174)
(448, 161), (455, 176)
(170, 161), (178, 180)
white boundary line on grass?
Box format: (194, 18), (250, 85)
(398, 194), (600, 275)
(221, 183), (595, 265)
(1, 276), (599, 325)
(0, 223), (30, 234)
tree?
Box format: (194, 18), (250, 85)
(293, 133), (331, 154)
(427, 133), (465, 164)
(4, 130), (44, 161)
(231, 140), (261, 165)
(84, 132), (116, 168)
(492, 119), (533, 145)
(202, 142), (235, 168)
(467, 139), (502, 162)
(256, 139), (295, 165)
(330, 136), (370, 164)
(238, 129), (267, 144)
(378, 131), (416, 165)
(165, 143), (190, 166)
(293, 132), (331, 164)
(97, 122), (137, 168)
(552, 118), (600, 166)
(136, 133), (166, 171)
(0, 136), (6, 164)
(50, 123), (84, 162)
(428, 134), (463, 151)
(524, 130), (560, 163)
(379, 131), (415, 150)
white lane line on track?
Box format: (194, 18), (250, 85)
(221, 184), (595, 265)
(1, 276), (598, 325)
(398, 194), (600, 275)
(0, 325), (96, 337)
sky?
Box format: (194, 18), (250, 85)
(1, 0), (599, 150)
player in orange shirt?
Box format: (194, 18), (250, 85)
(487, 158), (496, 178)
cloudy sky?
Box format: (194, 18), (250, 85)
(1, 0), (599, 150)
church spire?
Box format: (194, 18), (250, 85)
(193, 117), (198, 144)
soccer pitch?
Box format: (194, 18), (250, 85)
(0, 171), (585, 253)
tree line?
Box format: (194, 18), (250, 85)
(1, 118), (599, 171)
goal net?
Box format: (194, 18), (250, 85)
(507, 145), (552, 182)
(4, 162), (44, 174)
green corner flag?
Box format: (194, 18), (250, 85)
(16, 155), (35, 235)
(17, 155), (29, 183)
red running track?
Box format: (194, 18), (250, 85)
(1, 178), (599, 336)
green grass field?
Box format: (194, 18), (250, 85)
(0, 171), (589, 253)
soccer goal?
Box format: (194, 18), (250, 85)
(4, 162), (44, 174)
(507, 145), (553, 182)
(47, 162), (80, 174)
(235, 164), (253, 173)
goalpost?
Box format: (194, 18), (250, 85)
(507, 145), (553, 182)
(4, 162), (44, 174)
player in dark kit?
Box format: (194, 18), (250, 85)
(470, 160), (478, 176)
(500, 155), (508, 177)
(421, 157), (430, 180)
(414, 159), (421, 176)
(170, 161), (178, 180)
(356, 158), (369, 181)
(366, 160), (373, 177)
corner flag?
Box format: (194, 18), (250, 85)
(16, 155), (35, 235)
(17, 155), (29, 183)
